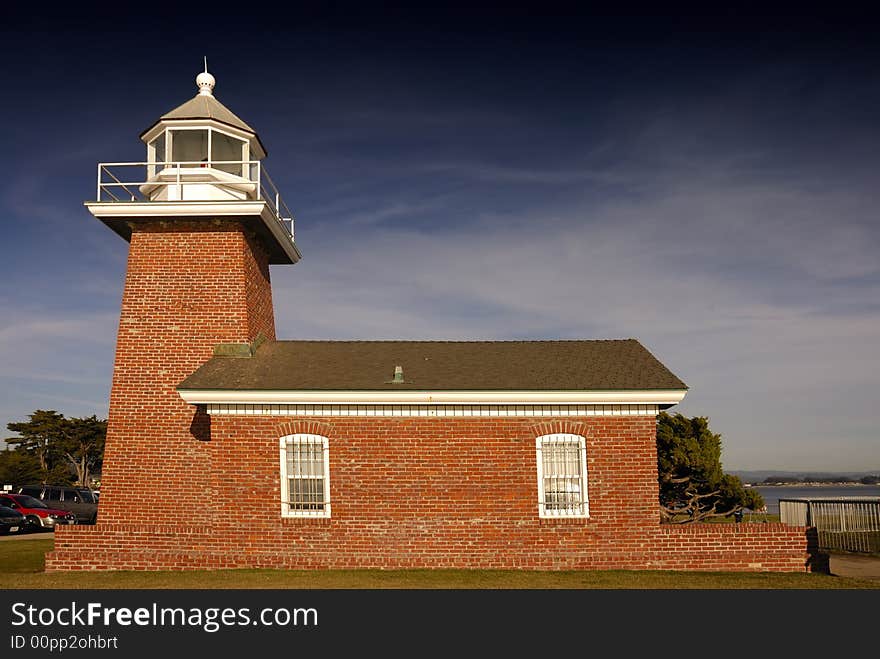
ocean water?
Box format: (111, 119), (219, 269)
(749, 484), (880, 515)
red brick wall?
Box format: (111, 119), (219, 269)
(653, 524), (815, 571)
(75, 220), (274, 527)
(49, 415), (810, 572)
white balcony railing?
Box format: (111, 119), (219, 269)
(95, 160), (295, 240)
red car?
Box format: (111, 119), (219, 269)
(0, 493), (76, 531)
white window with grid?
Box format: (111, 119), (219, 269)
(280, 434), (331, 518)
(535, 433), (589, 518)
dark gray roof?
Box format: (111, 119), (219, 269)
(177, 339), (687, 391)
(149, 93), (255, 133)
(140, 94), (267, 155)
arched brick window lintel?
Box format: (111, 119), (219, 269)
(276, 419), (335, 439)
(529, 420), (591, 440)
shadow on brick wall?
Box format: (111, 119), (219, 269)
(190, 405), (211, 442)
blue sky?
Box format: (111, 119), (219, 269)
(1, 8), (878, 472)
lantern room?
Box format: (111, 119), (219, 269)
(85, 67), (301, 264)
(143, 124), (255, 181)
(138, 70), (268, 201)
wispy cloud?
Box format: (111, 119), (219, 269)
(340, 200), (446, 226)
(0, 313), (117, 345)
(416, 161), (627, 185)
(0, 308), (117, 433)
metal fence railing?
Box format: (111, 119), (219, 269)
(780, 498), (880, 554)
(95, 160), (295, 240)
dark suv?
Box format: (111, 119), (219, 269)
(15, 485), (99, 524)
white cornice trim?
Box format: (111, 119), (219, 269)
(208, 403), (661, 417)
(85, 200), (267, 218)
(84, 201), (302, 263)
(178, 389), (688, 406)
(140, 120), (256, 145)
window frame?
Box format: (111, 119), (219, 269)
(279, 433), (331, 519)
(535, 433), (589, 519)
(148, 126), (250, 175)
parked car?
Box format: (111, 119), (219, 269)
(0, 505), (25, 535)
(0, 493), (76, 531)
(15, 485), (99, 524)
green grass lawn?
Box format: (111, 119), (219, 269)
(1, 536), (877, 589)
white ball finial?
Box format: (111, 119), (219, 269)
(196, 61), (215, 96)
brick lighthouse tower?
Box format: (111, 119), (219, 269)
(47, 68), (300, 569)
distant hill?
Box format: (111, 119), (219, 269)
(730, 470), (880, 484)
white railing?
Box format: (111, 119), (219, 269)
(781, 497), (880, 553)
(95, 160), (295, 240)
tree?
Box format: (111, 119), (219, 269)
(6, 410), (65, 474)
(55, 415), (106, 487)
(763, 475), (800, 484)
(0, 449), (42, 486)
(657, 412), (764, 523)
(5, 410), (106, 486)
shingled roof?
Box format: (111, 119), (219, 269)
(142, 93), (256, 134)
(139, 92), (268, 156)
(177, 339), (687, 391)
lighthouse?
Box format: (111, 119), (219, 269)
(53, 68), (300, 551)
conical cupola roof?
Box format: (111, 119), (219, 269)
(139, 67), (267, 155)
(156, 93), (257, 134)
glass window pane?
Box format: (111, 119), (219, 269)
(290, 478), (325, 510)
(211, 131), (245, 175)
(171, 130), (208, 164)
(151, 133), (166, 163)
(286, 438), (327, 514)
(540, 436), (586, 516)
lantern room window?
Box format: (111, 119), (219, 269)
(170, 129), (208, 164)
(212, 131), (247, 176)
(152, 133), (165, 163)
(147, 133), (165, 178)
(147, 127), (249, 177)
